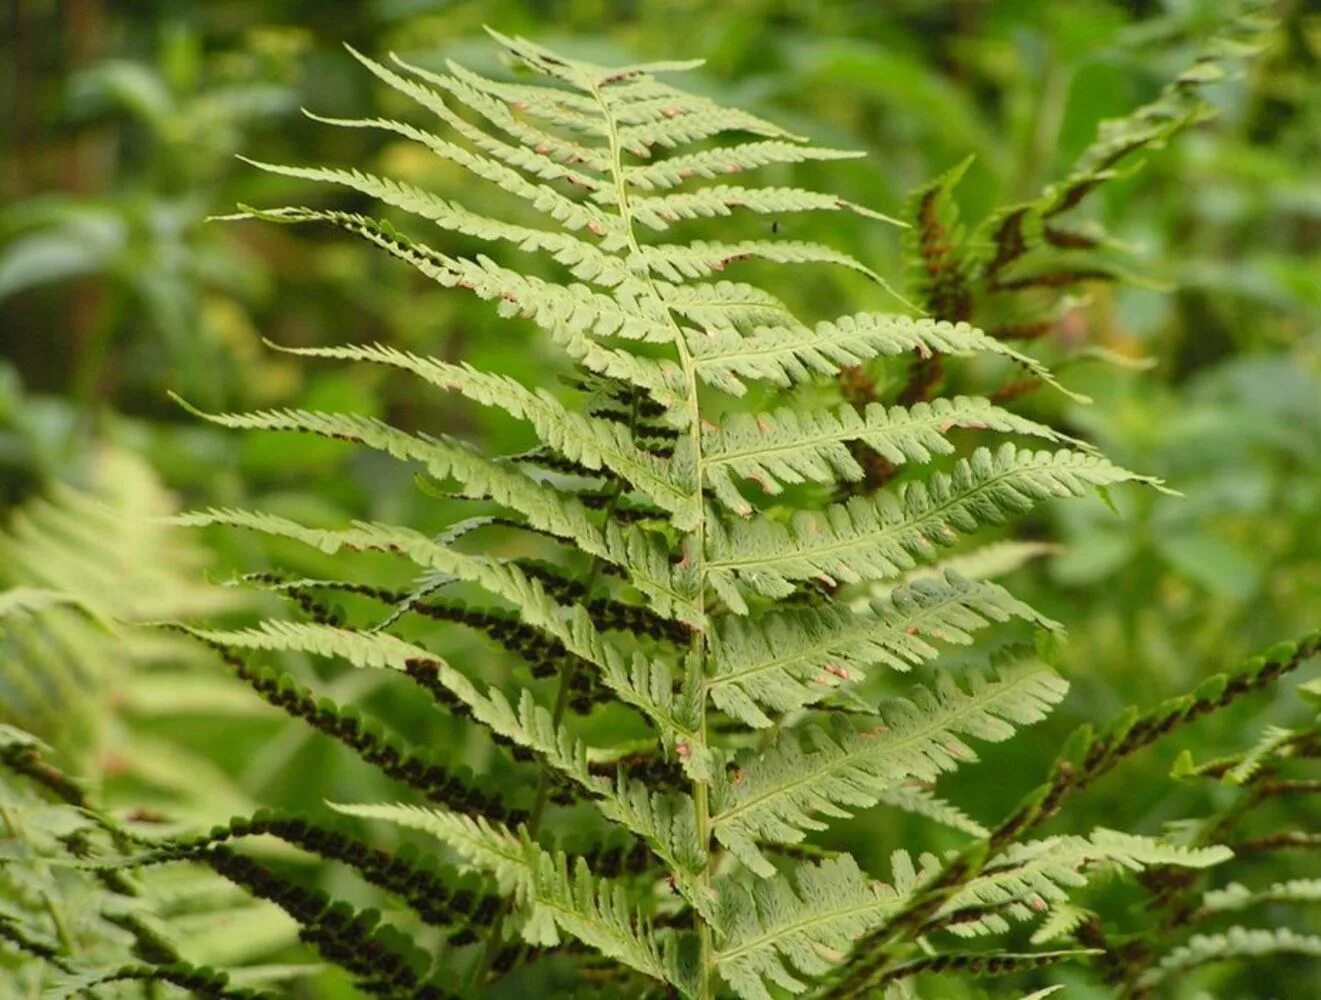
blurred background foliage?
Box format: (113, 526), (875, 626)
(1, 0), (1317, 996)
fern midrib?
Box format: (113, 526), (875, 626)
(587, 71), (716, 1000)
(712, 670), (1048, 829)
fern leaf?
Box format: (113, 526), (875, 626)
(267, 341), (702, 529)
(168, 398), (649, 567)
(874, 784), (989, 838)
(714, 855), (901, 1000)
(330, 802), (677, 988)
(1224, 724), (1295, 785)
(707, 445), (1164, 612)
(625, 142), (866, 192)
(689, 312), (1082, 399)
(615, 105), (800, 155)
(231, 207), (688, 410)
(712, 662), (1067, 874)
(1029, 900), (1091, 945)
(629, 186), (897, 232)
(391, 51), (610, 172)
(1200, 879), (1321, 916)
(172, 510), (696, 744)
(300, 109), (621, 238)
(702, 397), (1077, 514)
(709, 571), (1055, 726)
(235, 158), (626, 284)
(345, 46), (607, 189)
(641, 239), (892, 290)
(939, 831), (1230, 938)
(171, 619), (612, 802)
(1137, 928), (1321, 989)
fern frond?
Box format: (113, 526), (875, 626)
(169, 399), (631, 563)
(391, 50), (611, 172)
(300, 109), (620, 237)
(702, 397), (1077, 514)
(215, 206), (694, 411)
(640, 238), (892, 291)
(45, 962), (267, 1000)
(940, 831), (1230, 938)
(236, 158), (626, 282)
(712, 662), (1067, 874)
(345, 46), (608, 188)
(707, 445), (1163, 612)
(330, 802), (680, 989)
(875, 785), (989, 838)
(266, 341), (701, 529)
(709, 571), (1056, 726)
(713, 855), (902, 1000)
(629, 186), (897, 232)
(1199, 879), (1321, 916)
(624, 143), (866, 192)
(1136, 928), (1321, 989)
(688, 313), (1082, 399)
(171, 508), (699, 737)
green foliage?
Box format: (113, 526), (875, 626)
(99, 26), (1294, 999)
(2, 5), (1318, 999)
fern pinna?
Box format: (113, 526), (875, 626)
(145, 32), (1234, 998)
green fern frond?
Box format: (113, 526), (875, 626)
(345, 46), (609, 187)
(265, 341), (702, 528)
(628, 186), (898, 231)
(196, 27), (1234, 998)
(1199, 879), (1321, 916)
(713, 854), (902, 1000)
(701, 397), (1078, 514)
(711, 662), (1067, 874)
(1137, 928), (1321, 990)
(238, 158), (626, 280)
(300, 108), (620, 236)
(330, 801), (680, 989)
(709, 571), (1057, 726)
(624, 142), (865, 191)
(168, 398), (637, 562)
(688, 313), (1082, 399)
(938, 831), (1230, 938)
(707, 444), (1164, 612)
(875, 784), (989, 838)
(392, 49), (611, 172)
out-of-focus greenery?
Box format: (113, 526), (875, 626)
(1, 1), (1317, 997)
